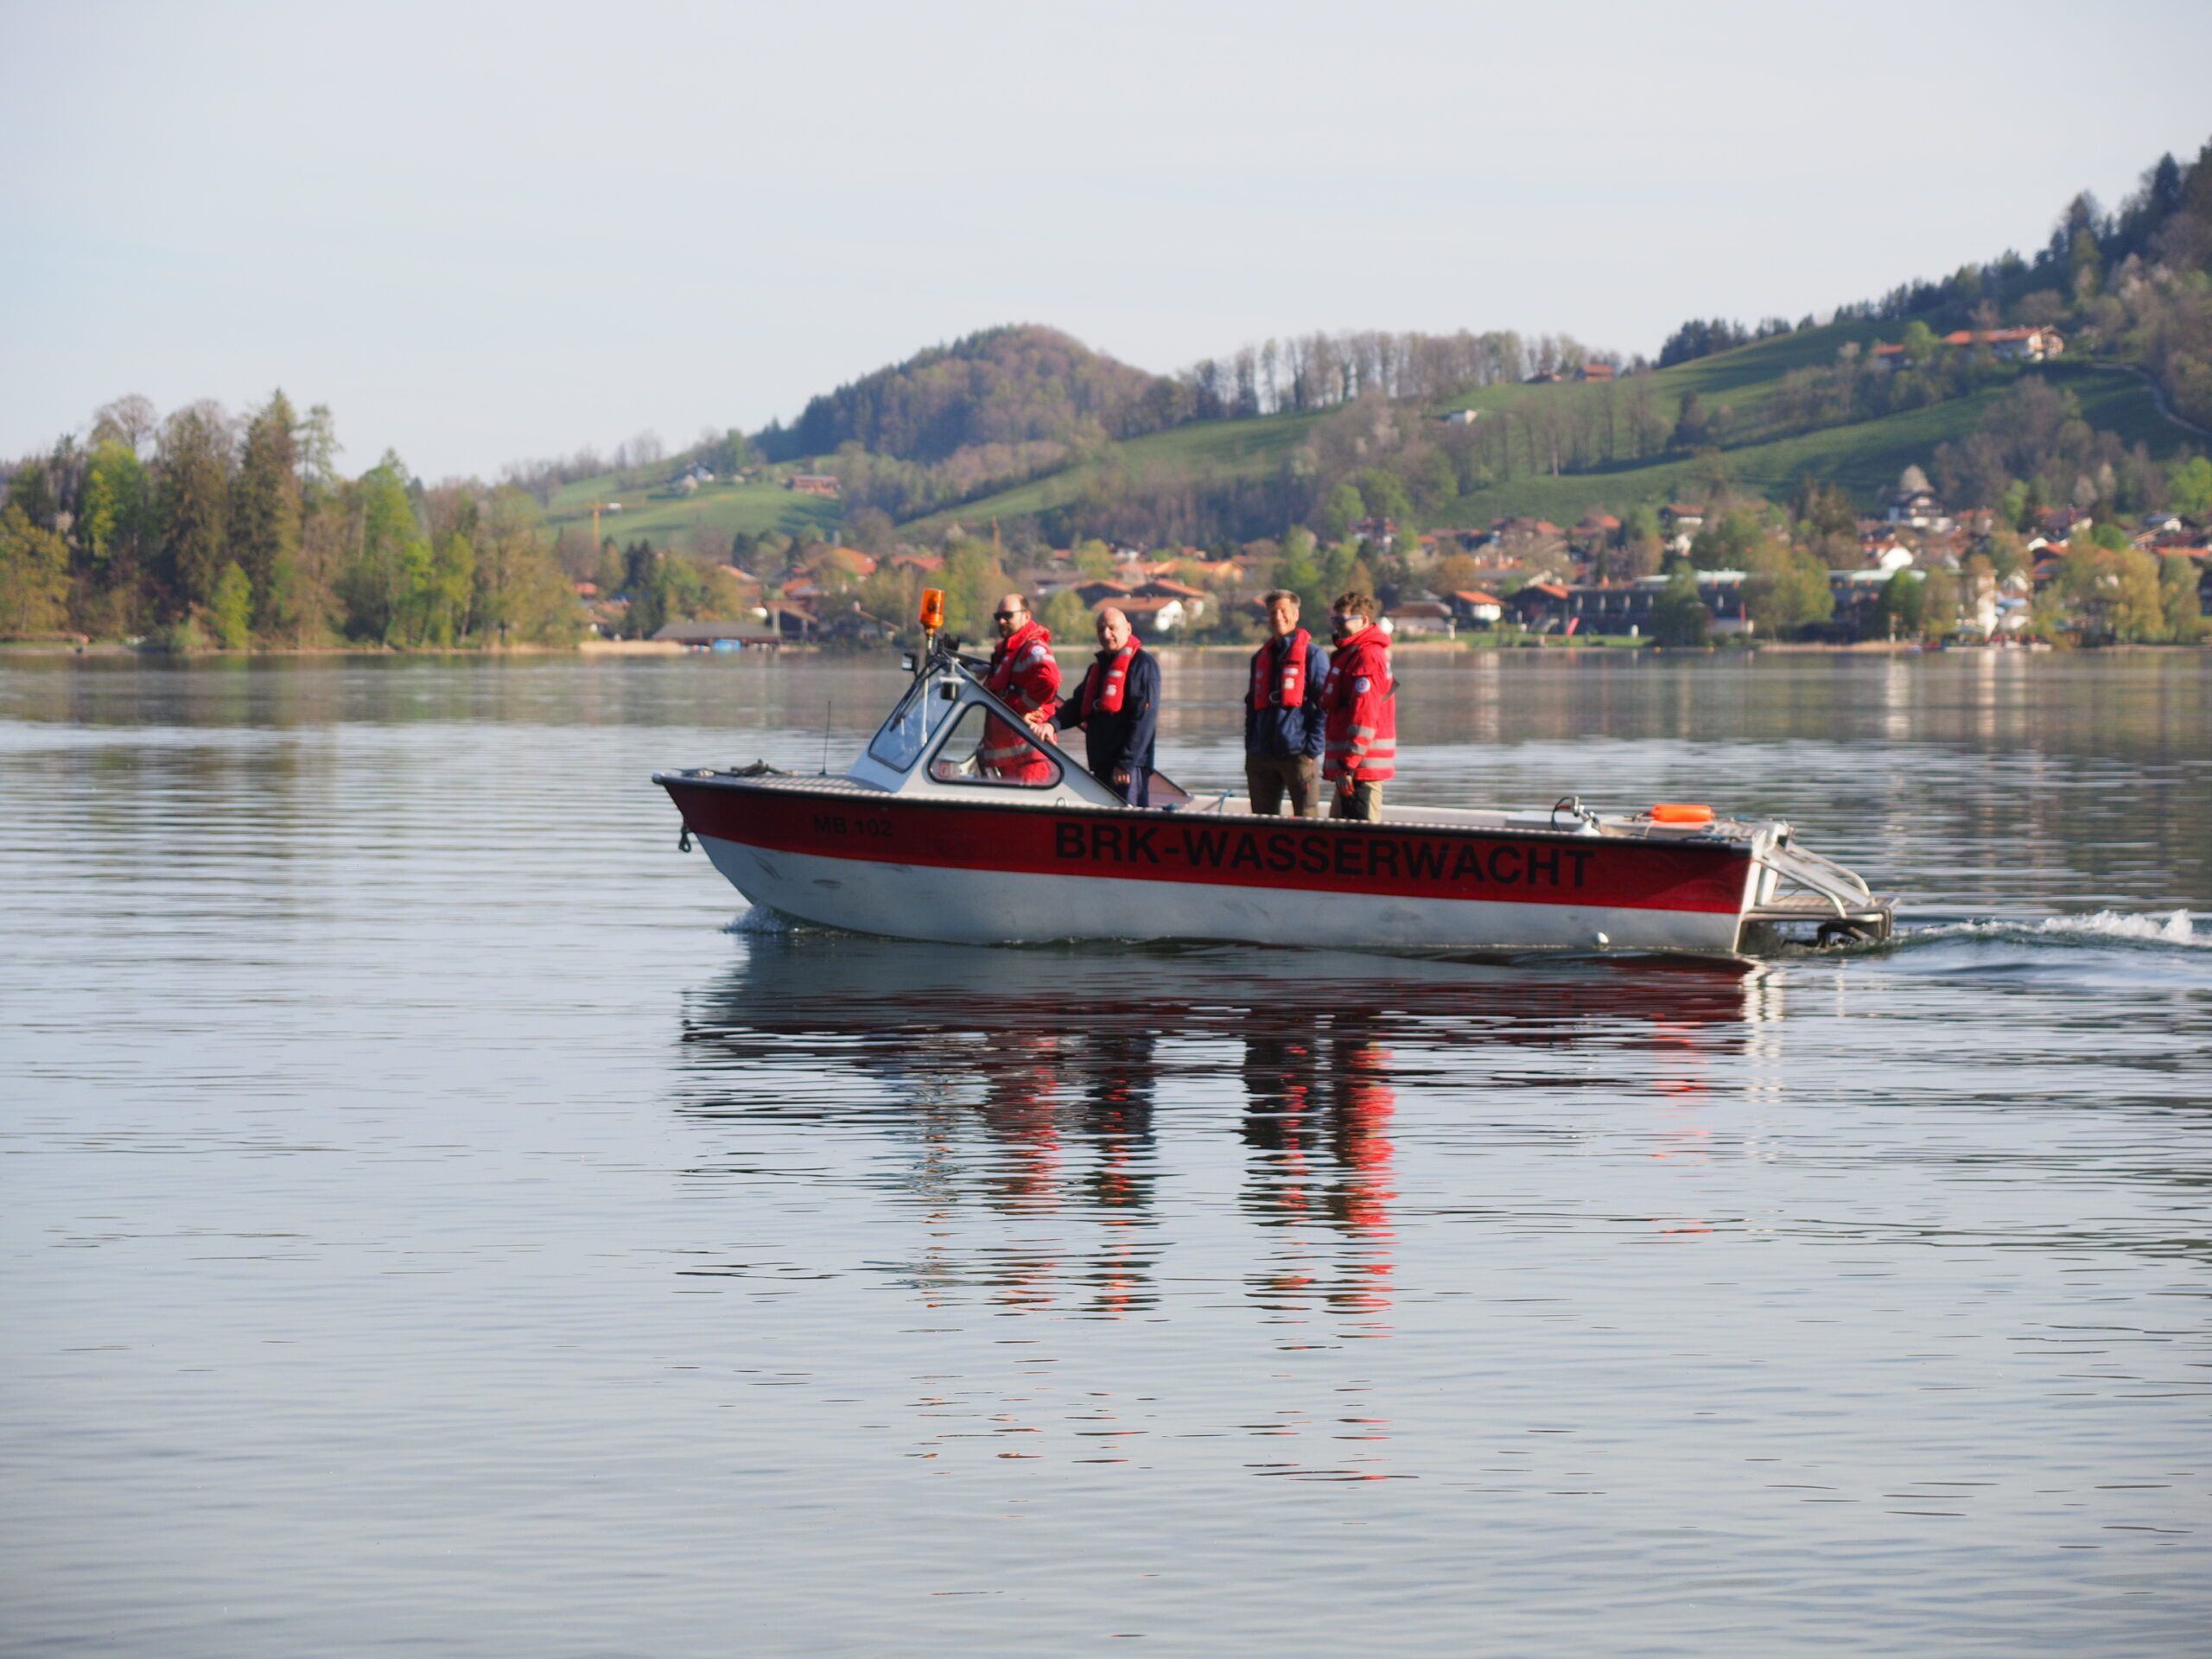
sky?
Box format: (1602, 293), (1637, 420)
(4, 0), (2209, 480)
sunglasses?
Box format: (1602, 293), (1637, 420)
(993, 610), (1023, 622)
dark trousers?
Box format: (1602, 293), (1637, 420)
(1328, 779), (1384, 822)
(1246, 755), (1321, 817)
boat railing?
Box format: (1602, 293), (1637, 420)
(1757, 836), (1874, 917)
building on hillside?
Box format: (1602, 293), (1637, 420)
(1886, 486), (1949, 531)
(1131, 577), (1208, 621)
(787, 474), (840, 497)
(1440, 408), (1481, 425)
(888, 551), (944, 574)
(1075, 578), (1135, 608)
(1578, 361), (1617, 382)
(1109, 595), (1187, 633)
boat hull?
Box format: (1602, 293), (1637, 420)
(667, 779), (1758, 952)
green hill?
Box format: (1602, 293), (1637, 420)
(544, 472), (840, 547)
(917, 325), (2198, 537)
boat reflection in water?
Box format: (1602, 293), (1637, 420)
(674, 932), (1774, 1332)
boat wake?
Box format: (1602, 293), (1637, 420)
(1898, 909), (2204, 952)
(725, 904), (799, 936)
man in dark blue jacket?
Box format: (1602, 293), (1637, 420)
(1244, 589), (1329, 816)
(1039, 605), (1160, 806)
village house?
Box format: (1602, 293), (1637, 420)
(1110, 595), (1187, 633)
(1130, 576), (1209, 622)
(1886, 486), (1949, 531)
(1449, 589), (1505, 627)
(786, 474), (839, 497)
(1389, 599), (1456, 637)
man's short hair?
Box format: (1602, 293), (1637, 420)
(1332, 591), (1380, 620)
(1260, 589), (1301, 608)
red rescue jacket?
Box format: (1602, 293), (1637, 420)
(982, 620), (1059, 782)
(1321, 625), (1396, 784)
(1079, 635), (1142, 716)
(1250, 627), (1312, 710)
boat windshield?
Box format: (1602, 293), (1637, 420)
(865, 676), (938, 772)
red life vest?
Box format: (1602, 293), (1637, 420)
(981, 620), (1058, 781)
(1322, 625), (1396, 784)
(1080, 636), (1142, 716)
(1250, 628), (1312, 710)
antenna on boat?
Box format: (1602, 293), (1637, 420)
(819, 699), (834, 775)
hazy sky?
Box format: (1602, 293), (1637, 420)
(5, 0), (2209, 480)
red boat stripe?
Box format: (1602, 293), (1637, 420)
(663, 782), (1750, 914)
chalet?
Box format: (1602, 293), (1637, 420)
(1660, 504), (1707, 533)
(888, 551), (945, 574)
(1075, 578), (1135, 608)
(1886, 487), (1948, 531)
(787, 474), (840, 497)
(1577, 361), (1617, 382)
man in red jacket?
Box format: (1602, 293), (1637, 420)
(1320, 591), (1395, 822)
(979, 593), (1060, 784)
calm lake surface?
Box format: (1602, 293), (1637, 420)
(3, 649), (2209, 1656)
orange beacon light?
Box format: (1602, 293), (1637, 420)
(918, 588), (946, 632)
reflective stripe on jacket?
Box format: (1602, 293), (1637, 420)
(1321, 625), (1396, 784)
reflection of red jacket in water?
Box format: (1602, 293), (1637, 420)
(982, 620), (1060, 783)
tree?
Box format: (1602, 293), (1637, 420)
(1916, 567), (1959, 639)
(157, 403), (232, 608)
(230, 391), (303, 635)
(1745, 545), (1835, 639)
(1875, 569), (1924, 637)
(1900, 321), (1939, 366)
(1689, 506), (1763, 569)
(2170, 454), (2212, 518)
(1319, 483), (1363, 541)
(1357, 468), (1413, 527)
(0, 503), (71, 636)
(1650, 563), (1708, 646)
(1039, 587), (1090, 644)
(342, 457), (429, 643)
(209, 562), (253, 649)
(1669, 392), (1712, 450)
(2162, 555), (2205, 643)
(1273, 526), (1326, 621)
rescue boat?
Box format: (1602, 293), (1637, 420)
(655, 597), (1892, 956)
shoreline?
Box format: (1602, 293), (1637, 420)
(3, 638), (2202, 662)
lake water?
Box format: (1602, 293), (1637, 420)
(3, 649), (2209, 1656)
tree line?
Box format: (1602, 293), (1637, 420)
(2, 392), (579, 648)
